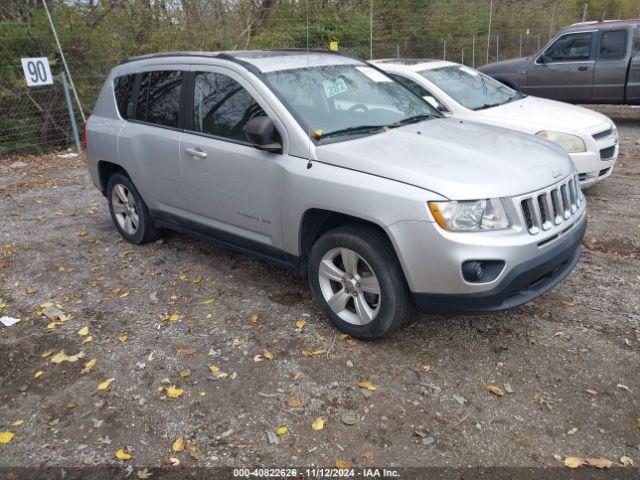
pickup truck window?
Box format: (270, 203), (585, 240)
(544, 32), (593, 62)
(263, 64), (438, 141)
(599, 30), (628, 60)
(418, 66), (521, 111)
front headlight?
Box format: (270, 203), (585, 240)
(428, 199), (511, 231)
(536, 130), (586, 153)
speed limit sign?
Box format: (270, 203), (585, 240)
(21, 57), (54, 86)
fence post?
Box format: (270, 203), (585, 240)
(519, 33), (523, 57)
(443, 39), (447, 60)
(61, 71), (82, 153)
(472, 34), (476, 68)
(496, 35), (499, 61)
(396, 44), (400, 58)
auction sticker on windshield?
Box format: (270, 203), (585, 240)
(323, 77), (348, 98)
(355, 66), (392, 82)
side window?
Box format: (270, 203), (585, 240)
(390, 73), (430, 97)
(134, 70), (183, 127)
(192, 72), (266, 142)
(544, 32), (593, 62)
(113, 74), (135, 119)
(599, 30), (628, 60)
(135, 72), (150, 121)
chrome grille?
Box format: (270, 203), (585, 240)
(519, 175), (582, 235)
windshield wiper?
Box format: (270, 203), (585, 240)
(316, 125), (386, 140)
(474, 102), (503, 110)
(391, 113), (433, 126)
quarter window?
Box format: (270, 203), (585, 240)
(113, 74), (135, 119)
(599, 30), (627, 59)
(544, 32), (593, 62)
(192, 72), (266, 142)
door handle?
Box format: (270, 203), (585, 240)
(184, 147), (207, 158)
(578, 66), (588, 71)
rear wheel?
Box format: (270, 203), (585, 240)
(107, 172), (160, 244)
(308, 224), (413, 340)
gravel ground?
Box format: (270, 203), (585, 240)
(0, 106), (638, 477)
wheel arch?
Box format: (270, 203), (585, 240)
(97, 161), (129, 196)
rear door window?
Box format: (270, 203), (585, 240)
(599, 30), (628, 60)
(544, 32), (593, 62)
(134, 70), (183, 127)
(113, 74), (135, 119)
(191, 72), (266, 142)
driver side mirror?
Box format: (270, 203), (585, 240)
(244, 117), (282, 153)
(423, 96), (449, 114)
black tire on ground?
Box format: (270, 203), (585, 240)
(106, 172), (160, 244)
(308, 224), (413, 340)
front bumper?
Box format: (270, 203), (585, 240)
(412, 218), (585, 312)
(571, 126), (618, 188)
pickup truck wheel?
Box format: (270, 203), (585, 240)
(308, 225), (413, 340)
(107, 173), (160, 244)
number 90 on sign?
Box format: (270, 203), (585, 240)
(21, 57), (54, 87)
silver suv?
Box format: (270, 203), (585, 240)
(86, 50), (587, 339)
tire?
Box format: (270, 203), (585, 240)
(106, 172), (160, 244)
(308, 224), (413, 340)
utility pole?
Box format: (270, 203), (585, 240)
(42, 0), (85, 122)
(582, 3), (588, 22)
(486, 0), (493, 64)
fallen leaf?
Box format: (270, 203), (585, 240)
(115, 449), (132, 460)
(567, 427), (578, 435)
(168, 457), (180, 466)
(292, 372), (302, 380)
(208, 365), (221, 374)
(97, 378), (115, 391)
(362, 451), (374, 462)
(66, 351), (85, 362)
(11, 420), (23, 427)
(50, 351), (69, 364)
(586, 458), (613, 469)
(302, 349), (326, 357)
(620, 455), (634, 467)
(65, 402), (78, 409)
(0, 432), (15, 444)
(564, 456), (585, 468)
(311, 417), (324, 431)
(296, 320), (306, 329)
(118, 333), (128, 342)
(77, 326), (89, 336)
(286, 397), (301, 408)
(81, 336), (93, 344)
(357, 380), (378, 391)
(40, 302), (54, 308)
(81, 359), (97, 374)
(172, 435), (185, 452)
(275, 426), (288, 436)
(262, 349), (274, 360)
(202, 299), (214, 305)
(250, 314), (259, 323)
(180, 368), (191, 378)
(137, 468), (153, 479)
(34, 370), (44, 379)
(335, 460), (349, 468)
(165, 386), (183, 399)
(485, 385), (504, 397)
(165, 314), (180, 322)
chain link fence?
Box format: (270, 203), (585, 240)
(0, 31), (549, 159)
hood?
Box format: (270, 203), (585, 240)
(476, 95), (612, 133)
(315, 118), (574, 200)
(479, 57), (530, 74)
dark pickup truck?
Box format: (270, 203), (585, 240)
(479, 19), (640, 105)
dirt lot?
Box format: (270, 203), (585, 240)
(0, 106), (639, 477)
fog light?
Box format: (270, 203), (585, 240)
(461, 260), (505, 283)
(462, 261), (484, 282)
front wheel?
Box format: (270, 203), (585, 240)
(308, 225), (413, 340)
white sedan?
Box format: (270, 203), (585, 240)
(372, 59), (618, 188)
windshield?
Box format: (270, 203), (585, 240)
(418, 65), (522, 111)
(263, 64), (439, 141)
